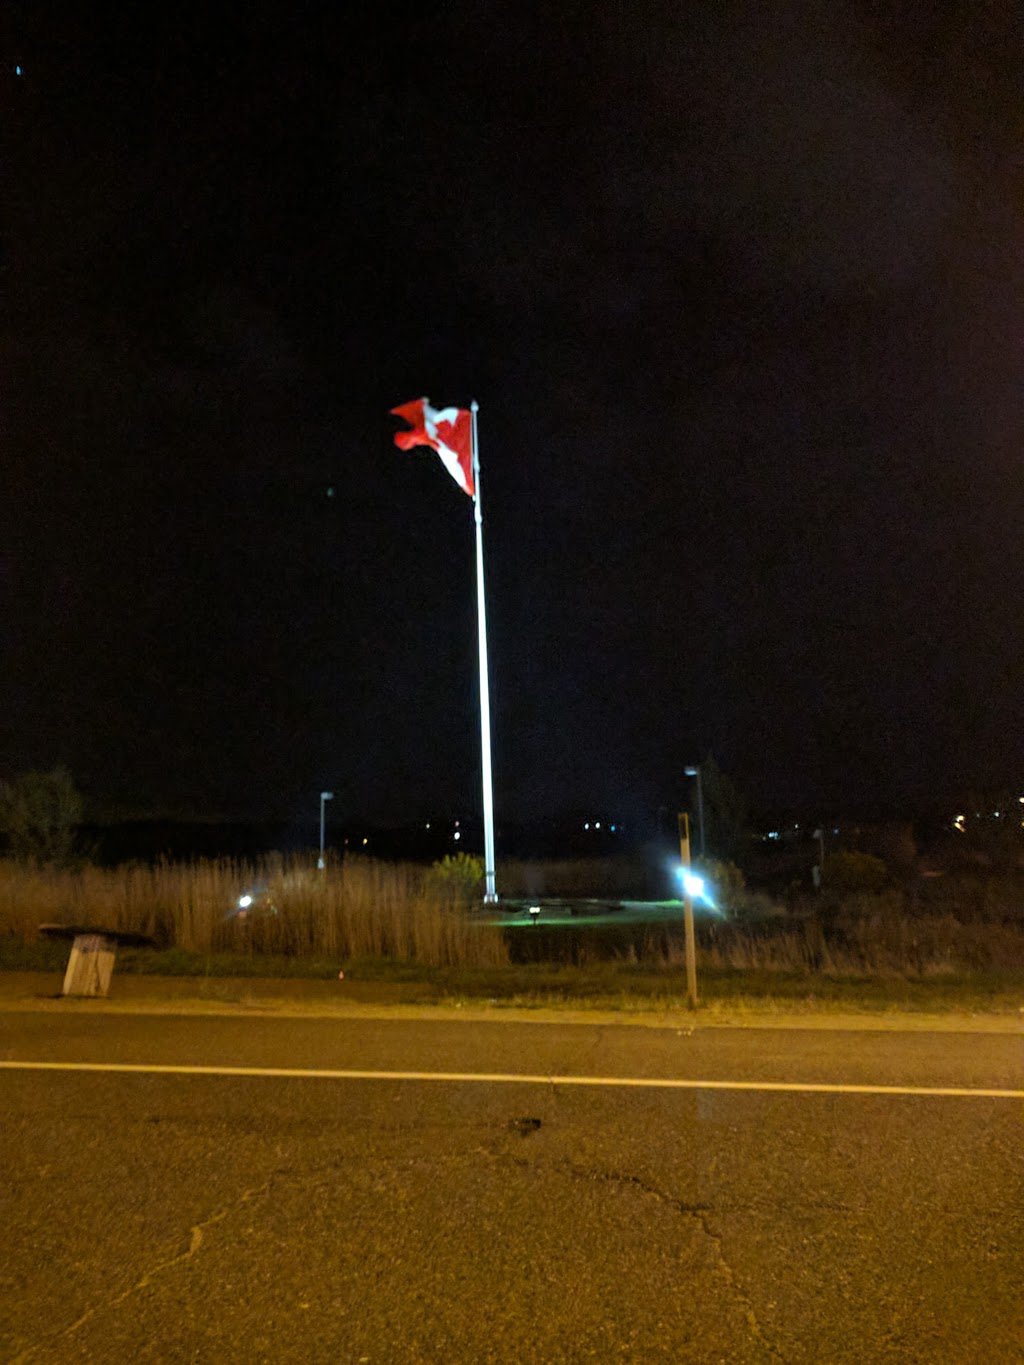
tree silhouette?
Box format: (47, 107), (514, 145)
(698, 754), (748, 862)
(0, 767), (84, 867)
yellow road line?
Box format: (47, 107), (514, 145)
(0, 1059), (1021, 1099)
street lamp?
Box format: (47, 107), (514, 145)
(684, 766), (705, 859)
(318, 791), (334, 870)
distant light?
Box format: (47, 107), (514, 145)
(584, 822), (590, 830)
(528, 905), (541, 918)
(321, 790), (333, 800)
(610, 824), (616, 832)
(453, 831), (461, 841)
(1018, 796), (1024, 804)
(993, 811), (1001, 818)
(768, 830), (780, 841)
(684, 766), (698, 777)
(326, 486), (335, 498)
(425, 822), (431, 830)
(14, 65), (22, 76)
(362, 837), (368, 846)
(595, 821), (601, 829)
(238, 894), (253, 909)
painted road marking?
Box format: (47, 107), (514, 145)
(0, 1060), (1021, 1099)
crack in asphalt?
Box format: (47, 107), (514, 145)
(470, 1122), (787, 1360)
(10, 1181), (273, 1364)
(499, 1151), (787, 1363)
(586, 1025), (606, 1069)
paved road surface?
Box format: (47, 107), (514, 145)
(2, 1009), (1022, 1363)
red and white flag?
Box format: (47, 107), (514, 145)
(391, 397), (474, 498)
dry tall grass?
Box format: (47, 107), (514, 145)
(3, 856), (1023, 978)
(0, 856), (508, 968)
(697, 908), (1024, 975)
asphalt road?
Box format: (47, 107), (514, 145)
(2, 1009), (1022, 1363)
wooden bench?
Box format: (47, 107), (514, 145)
(38, 924), (156, 998)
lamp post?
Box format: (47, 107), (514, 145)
(684, 765), (705, 859)
(318, 791), (334, 870)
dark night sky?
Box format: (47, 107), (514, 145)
(3, 1), (1024, 828)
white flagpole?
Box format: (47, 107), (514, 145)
(470, 400), (497, 902)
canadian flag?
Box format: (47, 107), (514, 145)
(391, 398), (474, 498)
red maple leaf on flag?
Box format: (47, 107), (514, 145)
(391, 397), (474, 497)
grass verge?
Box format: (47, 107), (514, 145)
(3, 939), (1021, 1015)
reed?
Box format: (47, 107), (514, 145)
(0, 856), (509, 968)
(3, 857), (1022, 978)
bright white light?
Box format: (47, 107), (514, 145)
(453, 831), (461, 841)
(584, 822), (590, 830)
(595, 821), (601, 829)
(238, 894), (253, 909)
(677, 867), (716, 909)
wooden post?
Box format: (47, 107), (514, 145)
(62, 934), (117, 997)
(40, 923), (155, 996)
(678, 812), (698, 1009)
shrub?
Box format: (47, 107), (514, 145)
(693, 857), (784, 921)
(823, 850), (888, 895)
(424, 852), (485, 903)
